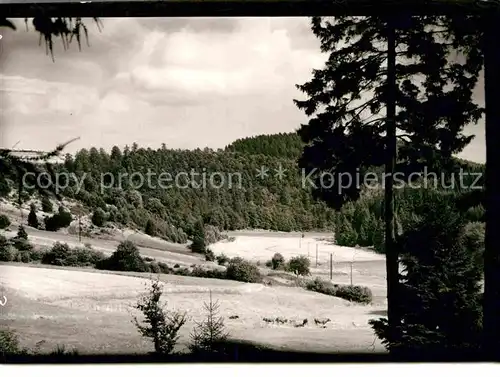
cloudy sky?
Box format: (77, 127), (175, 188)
(0, 17), (486, 162)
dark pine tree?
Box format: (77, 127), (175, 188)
(16, 225), (28, 240)
(145, 219), (157, 237)
(191, 220), (206, 254)
(295, 15), (483, 352)
(27, 203), (39, 229)
(370, 194), (483, 359)
(41, 196), (53, 213)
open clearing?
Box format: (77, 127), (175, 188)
(0, 262), (386, 355)
(0, 219), (388, 355)
(212, 234), (385, 264)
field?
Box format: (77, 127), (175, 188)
(0, 226), (388, 355)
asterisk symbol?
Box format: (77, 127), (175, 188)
(256, 166), (269, 179)
(274, 164), (287, 180)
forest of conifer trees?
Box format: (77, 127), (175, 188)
(0, 132), (485, 250)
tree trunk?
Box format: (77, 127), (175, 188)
(482, 11), (500, 360)
(384, 17), (400, 352)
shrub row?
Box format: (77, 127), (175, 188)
(42, 242), (106, 267)
(0, 230), (36, 263)
(95, 241), (263, 283)
(1, 234), (263, 285)
(0, 236), (107, 267)
(305, 277), (373, 304)
(150, 257), (262, 283)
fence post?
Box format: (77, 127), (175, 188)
(316, 244), (318, 267)
(330, 253), (333, 280)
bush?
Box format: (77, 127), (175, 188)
(334, 285), (373, 304)
(265, 260), (273, 268)
(19, 250), (31, 263)
(97, 240), (148, 272)
(205, 248), (216, 262)
(41, 197), (53, 213)
(72, 246), (106, 266)
(0, 329), (25, 355)
(13, 251), (22, 263)
(306, 278), (336, 295)
(305, 278), (373, 304)
(42, 242), (72, 266)
(133, 278), (187, 355)
(229, 257), (244, 264)
(0, 214), (11, 230)
(191, 266), (227, 280)
(57, 207), (73, 226)
(12, 237), (33, 252)
(28, 248), (44, 262)
(0, 235), (15, 262)
(271, 253), (285, 270)
(226, 258), (262, 283)
(216, 254), (230, 266)
(44, 209), (73, 232)
(203, 225), (227, 245)
(44, 216), (60, 232)
(287, 255), (311, 276)
(40, 243), (104, 267)
(173, 267), (191, 276)
(148, 261), (161, 274)
(158, 262), (172, 274)
(91, 208), (106, 227)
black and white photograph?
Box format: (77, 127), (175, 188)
(0, 3), (499, 363)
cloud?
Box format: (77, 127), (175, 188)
(0, 75), (98, 116)
(0, 17), (485, 163)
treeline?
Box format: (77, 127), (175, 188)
(334, 183), (485, 253)
(0, 133), (485, 248)
(224, 132), (304, 159)
(0, 134), (336, 243)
